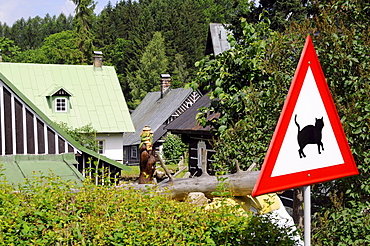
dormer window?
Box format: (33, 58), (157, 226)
(45, 87), (73, 113)
(55, 98), (67, 112)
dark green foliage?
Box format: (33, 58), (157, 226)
(56, 122), (98, 152)
(0, 173), (298, 245)
(128, 31), (169, 108)
(312, 193), (370, 245)
(0, 37), (21, 62)
(14, 30), (84, 64)
(71, 0), (96, 63)
(190, 18), (283, 171)
(162, 133), (187, 165)
(191, 0), (369, 244)
(0, 13), (74, 50)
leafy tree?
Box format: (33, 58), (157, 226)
(189, 18), (279, 171)
(162, 133), (187, 165)
(40, 30), (83, 64)
(190, 0), (369, 244)
(14, 30), (83, 64)
(56, 122), (98, 152)
(0, 37), (21, 62)
(256, 0), (312, 31)
(128, 31), (169, 108)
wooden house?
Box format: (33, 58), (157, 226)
(122, 74), (201, 165)
(0, 72), (130, 185)
(165, 94), (218, 176)
(0, 54), (135, 163)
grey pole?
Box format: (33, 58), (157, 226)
(304, 185), (311, 246)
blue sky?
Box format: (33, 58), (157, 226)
(0, 0), (114, 26)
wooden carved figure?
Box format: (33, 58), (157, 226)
(138, 126), (156, 184)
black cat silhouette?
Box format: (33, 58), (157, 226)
(294, 114), (324, 158)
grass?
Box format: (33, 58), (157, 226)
(121, 164), (180, 179)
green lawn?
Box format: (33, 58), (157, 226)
(121, 164), (180, 179)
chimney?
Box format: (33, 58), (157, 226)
(93, 51), (103, 68)
(160, 74), (171, 98)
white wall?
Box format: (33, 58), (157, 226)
(96, 133), (123, 163)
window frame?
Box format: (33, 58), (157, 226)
(131, 146), (138, 159)
(55, 97), (68, 112)
(97, 140), (105, 154)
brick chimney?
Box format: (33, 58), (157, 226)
(93, 51), (103, 68)
(160, 74), (171, 98)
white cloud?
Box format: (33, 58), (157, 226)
(60, 0), (75, 16)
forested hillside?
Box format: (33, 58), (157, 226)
(0, 0), (317, 108)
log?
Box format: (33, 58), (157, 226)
(122, 170), (260, 200)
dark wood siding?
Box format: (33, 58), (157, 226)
(37, 119), (45, 154)
(47, 127), (55, 154)
(188, 141), (201, 176)
(26, 109), (35, 154)
(15, 98), (24, 154)
(58, 136), (65, 154)
(123, 145), (140, 165)
(4, 88), (12, 154)
(68, 144), (74, 153)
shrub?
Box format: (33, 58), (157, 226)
(0, 172), (298, 245)
(162, 133), (187, 165)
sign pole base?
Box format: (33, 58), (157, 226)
(304, 185), (311, 246)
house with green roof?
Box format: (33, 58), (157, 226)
(0, 72), (130, 185)
(0, 55), (134, 163)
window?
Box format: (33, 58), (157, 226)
(97, 140), (105, 154)
(197, 141), (207, 169)
(55, 98), (67, 112)
(131, 146), (138, 159)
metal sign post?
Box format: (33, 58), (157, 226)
(304, 186), (311, 246)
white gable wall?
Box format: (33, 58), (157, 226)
(96, 133), (124, 163)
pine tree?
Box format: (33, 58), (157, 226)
(128, 32), (168, 108)
(71, 0), (96, 64)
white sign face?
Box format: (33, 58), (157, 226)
(271, 67), (344, 177)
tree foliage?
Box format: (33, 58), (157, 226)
(71, 0), (96, 63)
(0, 13), (73, 50)
(128, 31), (169, 108)
(14, 30), (83, 64)
(56, 122), (98, 152)
(189, 18), (282, 171)
(190, 1), (369, 244)
(162, 133), (187, 165)
(0, 37), (21, 62)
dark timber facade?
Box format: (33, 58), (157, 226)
(0, 73), (129, 184)
(0, 79), (76, 156)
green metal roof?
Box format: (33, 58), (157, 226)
(0, 154), (84, 186)
(0, 62), (134, 133)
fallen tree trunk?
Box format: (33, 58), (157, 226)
(118, 152), (259, 200)
(123, 170), (260, 200)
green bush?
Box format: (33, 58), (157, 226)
(162, 133), (187, 165)
(0, 173), (298, 245)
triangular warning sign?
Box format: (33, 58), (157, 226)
(252, 35), (358, 197)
